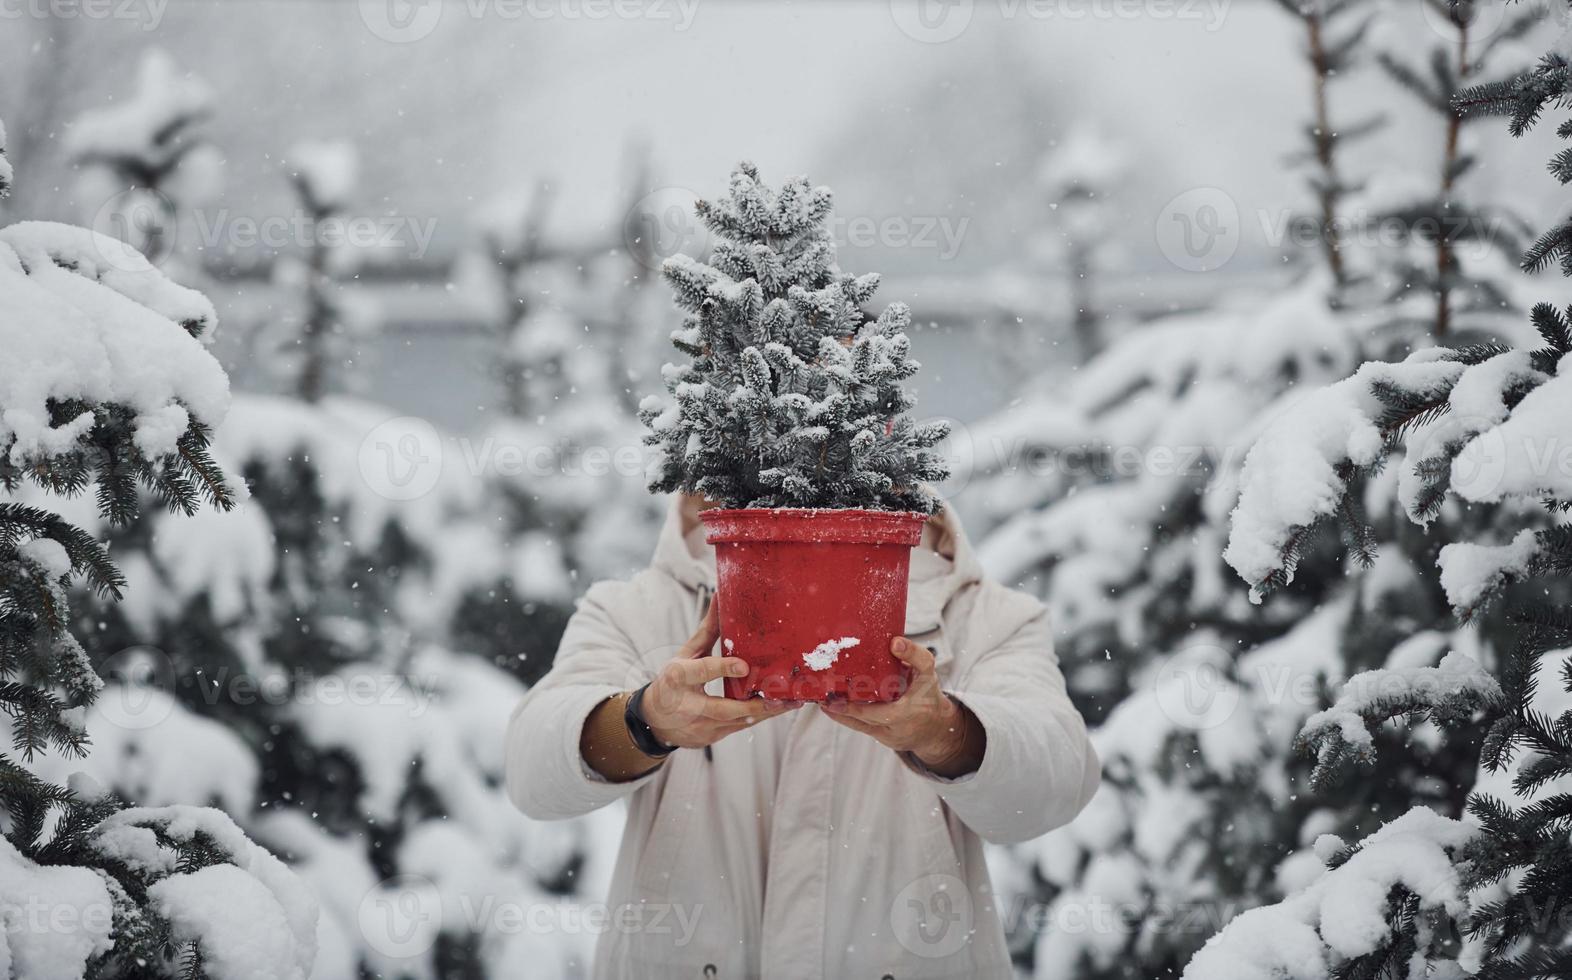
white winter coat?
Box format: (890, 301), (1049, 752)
(504, 496), (1100, 980)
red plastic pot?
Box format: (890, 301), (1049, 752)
(700, 507), (928, 703)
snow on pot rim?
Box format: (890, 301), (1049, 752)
(699, 507), (928, 546)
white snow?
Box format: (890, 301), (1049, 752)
(1182, 807), (1476, 979)
(1225, 357), (1466, 592)
(65, 49), (211, 166)
(149, 864), (310, 980)
(18, 538), (71, 578)
(0, 836), (114, 978)
(288, 140), (358, 212)
(1437, 528), (1540, 614)
(1452, 366), (1572, 502)
(801, 636), (859, 671)
(0, 221), (228, 462)
(1300, 652), (1502, 756)
(99, 806), (318, 978)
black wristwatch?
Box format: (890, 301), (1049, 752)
(625, 684), (677, 758)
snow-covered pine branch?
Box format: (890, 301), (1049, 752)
(641, 162), (949, 512)
(65, 49), (216, 266)
(1182, 807), (1479, 980)
(1222, 339), (1566, 601)
(0, 114), (313, 979)
(1298, 651), (1502, 789)
(64, 49), (212, 180)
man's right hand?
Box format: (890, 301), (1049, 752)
(640, 602), (799, 748)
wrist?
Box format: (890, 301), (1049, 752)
(913, 693), (965, 764)
(625, 684), (677, 757)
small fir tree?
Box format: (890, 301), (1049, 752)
(1368, 0), (1538, 343)
(281, 139), (363, 403)
(1271, 0), (1386, 299)
(640, 163), (950, 512)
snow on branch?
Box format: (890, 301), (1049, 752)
(64, 49), (212, 174)
(1182, 807), (1478, 980)
(0, 221), (229, 466)
(287, 139), (358, 215)
(94, 806), (318, 980)
(1224, 352), (1466, 596)
(1451, 367), (1572, 505)
(1298, 652), (1503, 789)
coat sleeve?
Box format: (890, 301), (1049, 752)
(503, 581), (664, 821)
(901, 599), (1100, 844)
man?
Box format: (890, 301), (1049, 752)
(504, 494), (1100, 978)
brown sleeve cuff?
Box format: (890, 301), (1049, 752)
(915, 695), (987, 779)
(580, 692), (668, 783)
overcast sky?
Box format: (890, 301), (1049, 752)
(2, 0), (1566, 278)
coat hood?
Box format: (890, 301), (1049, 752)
(647, 494), (984, 634)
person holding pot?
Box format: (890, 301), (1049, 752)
(503, 492), (1101, 979)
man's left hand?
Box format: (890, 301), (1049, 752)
(821, 637), (977, 775)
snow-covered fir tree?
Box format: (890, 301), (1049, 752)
(955, 3), (1531, 971)
(1186, 16), (1572, 975)
(640, 162), (950, 512)
(1361, 0), (1540, 346)
(46, 111), (617, 973)
(1032, 125), (1129, 362)
(1270, 0), (1387, 300)
(64, 48), (217, 268)
(276, 139), (367, 403)
(0, 121), (317, 978)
